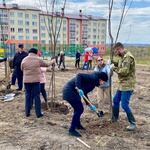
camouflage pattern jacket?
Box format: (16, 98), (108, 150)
(112, 50), (136, 91)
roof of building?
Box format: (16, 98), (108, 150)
(0, 4), (40, 11)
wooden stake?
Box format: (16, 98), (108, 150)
(76, 138), (91, 149)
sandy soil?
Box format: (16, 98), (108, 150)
(0, 61), (150, 150)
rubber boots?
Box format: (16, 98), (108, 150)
(111, 107), (119, 122)
(126, 113), (136, 131)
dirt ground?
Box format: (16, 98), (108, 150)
(0, 59), (150, 150)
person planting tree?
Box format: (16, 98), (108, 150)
(111, 42), (136, 131)
(62, 71), (108, 137)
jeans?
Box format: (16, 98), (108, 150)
(82, 61), (89, 70)
(113, 90), (133, 114)
(68, 100), (84, 130)
(11, 73), (17, 85)
(58, 60), (65, 68)
(40, 83), (47, 102)
(75, 60), (80, 68)
(24, 82), (42, 116)
(16, 67), (23, 90)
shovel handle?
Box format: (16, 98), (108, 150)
(75, 87), (93, 106)
(75, 87), (100, 116)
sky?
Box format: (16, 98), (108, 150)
(2, 0), (150, 44)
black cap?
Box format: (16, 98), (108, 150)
(18, 44), (24, 48)
(28, 48), (38, 54)
(98, 72), (108, 82)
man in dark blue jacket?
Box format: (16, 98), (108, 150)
(75, 50), (81, 68)
(12, 44), (28, 91)
(62, 71), (108, 137)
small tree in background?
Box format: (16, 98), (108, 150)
(36, 0), (67, 110)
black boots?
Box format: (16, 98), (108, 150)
(68, 129), (82, 137)
(111, 107), (119, 122)
(126, 113), (136, 131)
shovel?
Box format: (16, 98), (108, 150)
(75, 87), (101, 118)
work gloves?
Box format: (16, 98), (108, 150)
(78, 89), (84, 97)
(88, 105), (96, 111)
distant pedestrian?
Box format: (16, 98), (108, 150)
(12, 44), (28, 91)
(58, 51), (65, 70)
(75, 50), (81, 68)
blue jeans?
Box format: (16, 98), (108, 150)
(113, 90), (133, 114)
(40, 83), (47, 102)
(24, 82), (42, 116)
(68, 100), (84, 130)
(82, 61), (89, 70)
(58, 60), (65, 68)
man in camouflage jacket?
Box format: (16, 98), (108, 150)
(111, 42), (136, 131)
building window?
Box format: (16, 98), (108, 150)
(87, 41), (90, 45)
(25, 29), (29, 33)
(102, 23), (105, 27)
(93, 29), (96, 33)
(10, 20), (14, 25)
(63, 27), (66, 31)
(88, 35), (91, 38)
(11, 35), (15, 40)
(26, 36), (29, 40)
(33, 36), (38, 40)
(102, 29), (105, 34)
(25, 14), (29, 18)
(88, 28), (91, 32)
(18, 12), (23, 18)
(93, 22), (97, 27)
(18, 36), (23, 40)
(18, 20), (23, 25)
(41, 33), (45, 37)
(25, 21), (29, 26)
(57, 41), (60, 44)
(92, 41), (96, 44)
(10, 12), (14, 17)
(32, 22), (37, 26)
(93, 35), (96, 39)
(101, 41), (105, 44)
(41, 26), (45, 30)
(41, 19), (45, 23)
(56, 19), (60, 24)
(88, 22), (91, 26)
(32, 14), (37, 19)
(63, 20), (66, 24)
(11, 28), (15, 32)
(18, 28), (23, 33)
(33, 29), (37, 33)
(101, 35), (105, 39)
(101, 47), (104, 50)
(41, 40), (46, 44)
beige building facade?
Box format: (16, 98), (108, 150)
(0, 3), (107, 54)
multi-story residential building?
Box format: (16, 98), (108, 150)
(0, 3), (107, 55)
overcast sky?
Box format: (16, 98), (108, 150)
(3, 0), (150, 44)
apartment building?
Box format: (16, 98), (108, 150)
(0, 3), (107, 55)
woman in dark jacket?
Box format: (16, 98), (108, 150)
(62, 71), (108, 137)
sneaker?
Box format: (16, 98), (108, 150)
(76, 125), (86, 130)
(68, 129), (82, 137)
(126, 124), (136, 131)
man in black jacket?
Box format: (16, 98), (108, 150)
(62, 71), (108, 137)
(12, 44), (28, 91)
